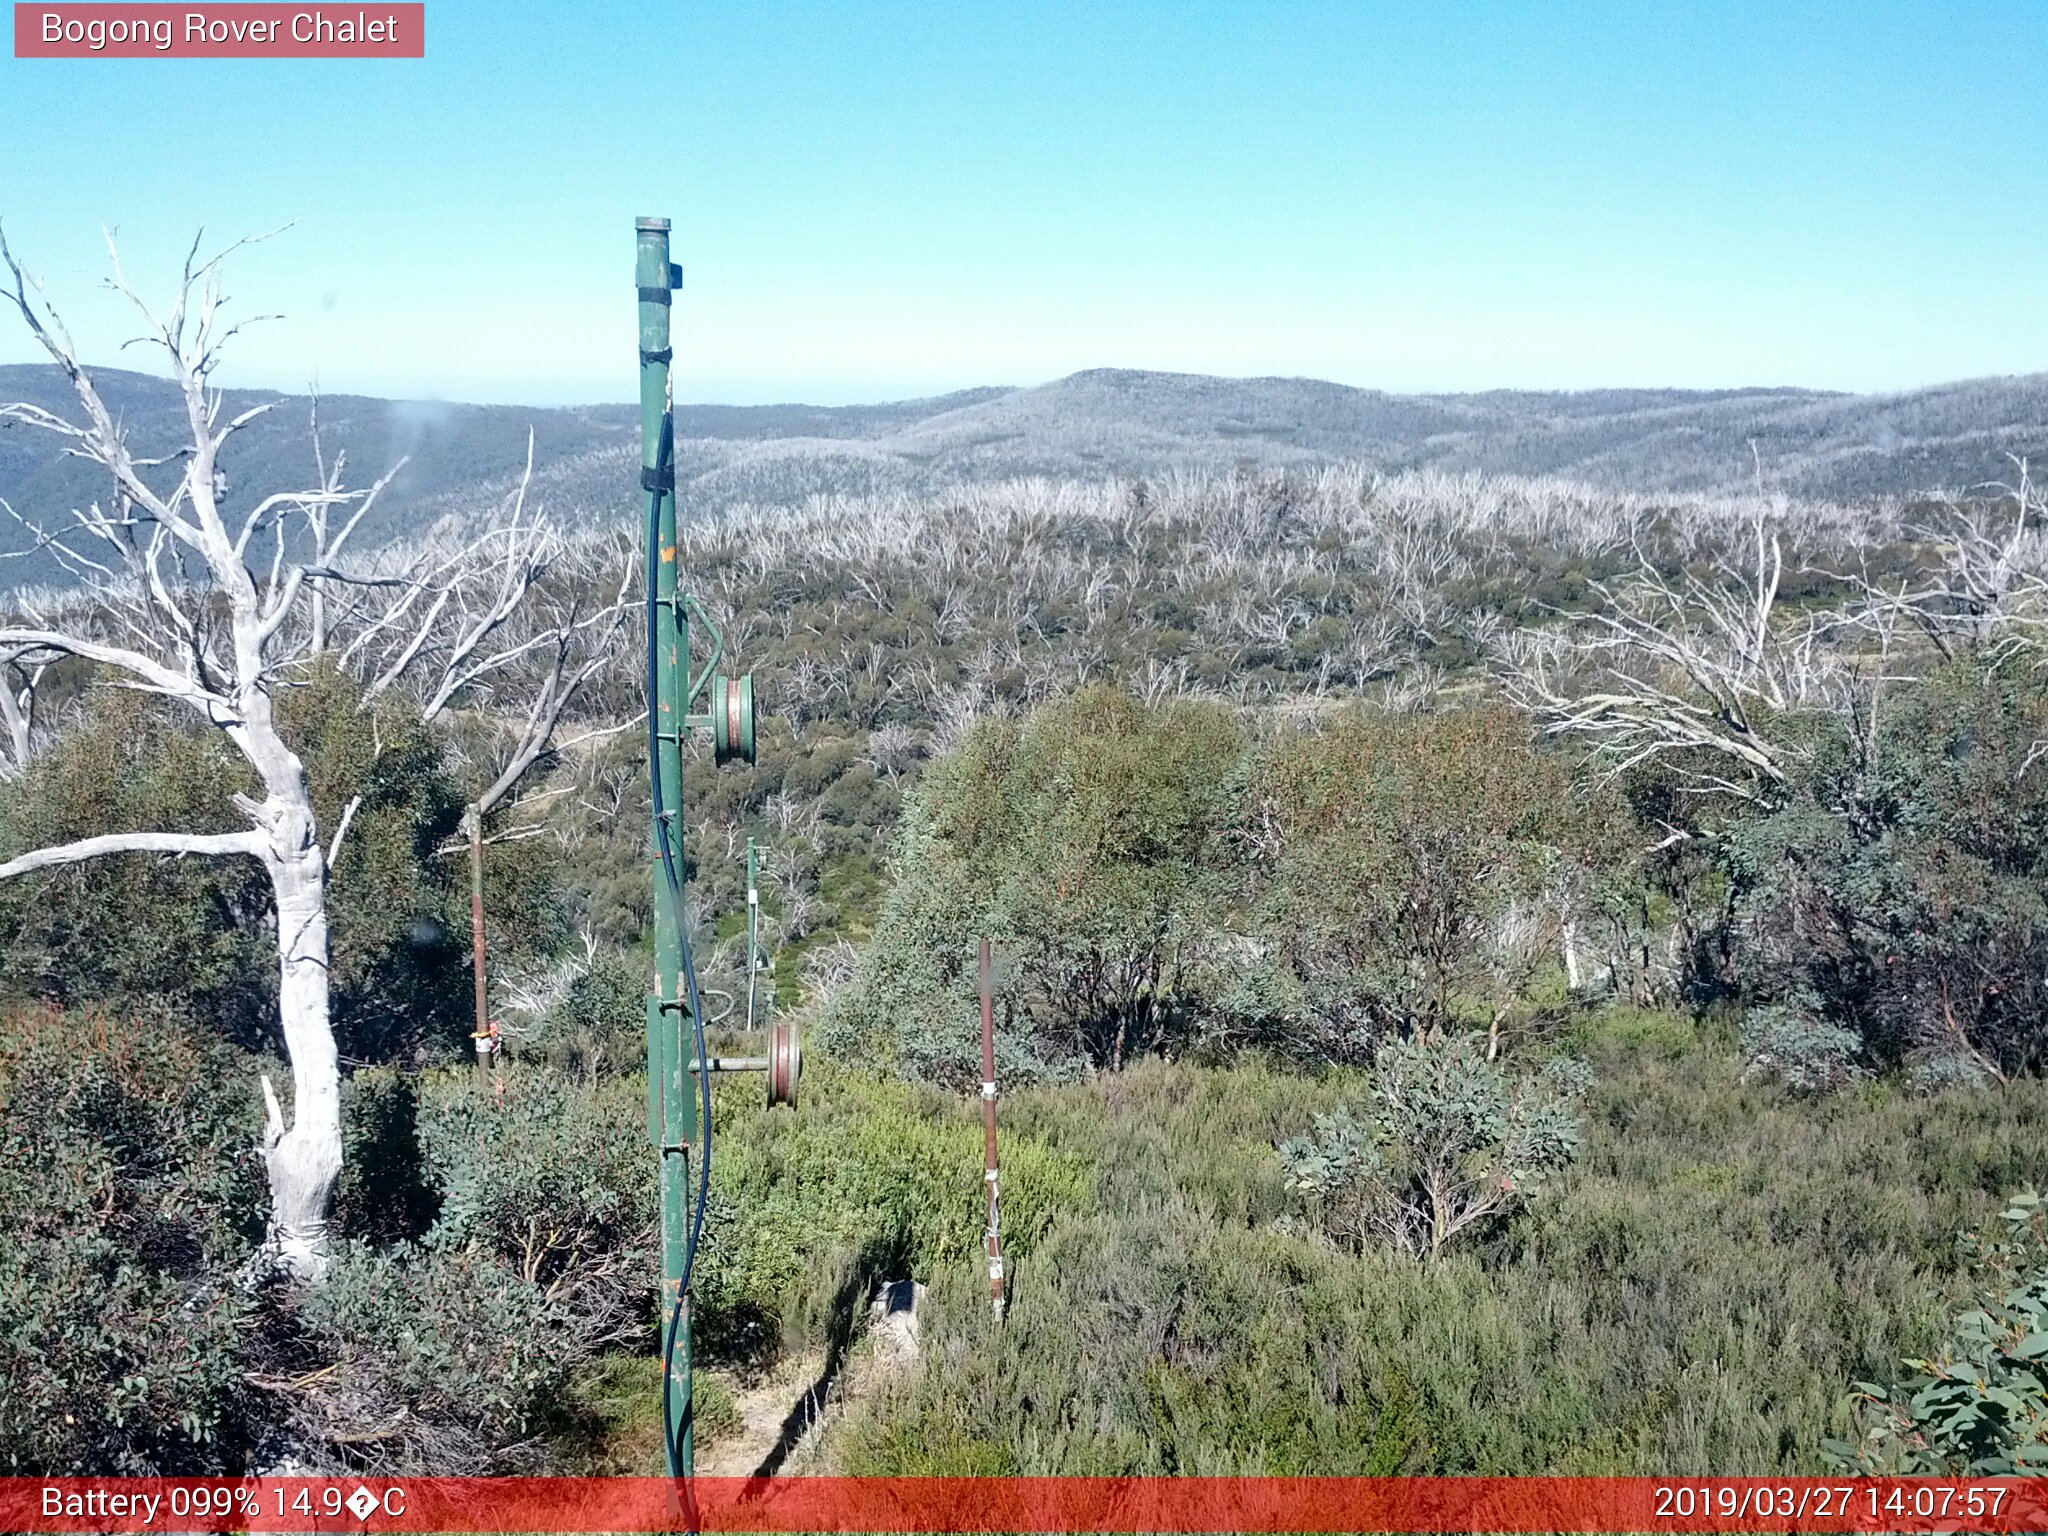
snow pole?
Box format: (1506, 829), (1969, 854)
(980, 938), (1006, 1317)
(746, 836), (761, 1032)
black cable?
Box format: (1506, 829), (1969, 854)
(646, 410), (713, 1478)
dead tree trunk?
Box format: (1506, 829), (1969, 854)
(262, 838), (343, 1275)
(0, 224), (578, 1280)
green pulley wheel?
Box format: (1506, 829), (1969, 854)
(711, 672), (756, 765)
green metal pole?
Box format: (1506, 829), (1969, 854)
(637, 215), (695, 1480)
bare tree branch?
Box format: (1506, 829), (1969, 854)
(1499, 502), (1849, 801)
(0, 224), (479, 1283)
(0, 828), (262, 879)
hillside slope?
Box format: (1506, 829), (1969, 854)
(4, 363), (2045, 585)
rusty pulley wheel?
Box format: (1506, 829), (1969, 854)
(765, 1021), (800, 1108)
(711, 672), (756, 765)
(766, 1020), (801, 1109)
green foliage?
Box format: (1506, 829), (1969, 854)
(332, 1068), (439, 1245)
(1740, 1001), (1866, 1096)
(293, 1239), (586, 1472)
(844, 1409), (1022, 1476)
(547, 1352), (669, 1473)
(838, 1057), (1412, 1476)
(1244, 705), (1626, 1059)
(836, 1029), (2048, 1474)
(692, 1371), (744, 1448)
(693, 1058), (1093, 1362)
(1725, 663), (2048, 1082)
(284, 664), (569, 1061)
(1829, 1191), (2048, 1475)
(994, 689), (1242, 1071)
(508, 947), (647, 1077)
(830, 694), (1632, 1083)
(415, 1067), (655, 1325)
(0, 666), (561, 1066)
(0, 696), (271, 1034)
(282, 1065), (660, 1473)
(0, 1006), (263, 1473)
(20, 456), (2048, 1483)
(281, 665), (471, 1062)
(0, 1014), (656, 1479)
(823, 687), (1244, 1082)
(1280, 1034), (1587, 1258)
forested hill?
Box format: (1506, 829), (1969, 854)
(5, 361), (2048, 584)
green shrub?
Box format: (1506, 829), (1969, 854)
(823, 687), (1244, 1082)
(693, 1059), (1093, 1362)
(291, 1240), (583, 1473)
(0, 699), (272, 1036)
(692, 1372), (743, 1448)
(1726, 663), (2048, 1082)
(332, 1068), (440, 1245)
(286, 1064), (662, 1473)
(1242, 705), (1627, 1060)
(1829, 1191), (2048, 1474)
(836, 1041), (2048, 1475)
(1280, 1034), (1587, 1258)
(0, 1235), (252, 1475)
(0, 668), (554, 1066)
(1740, 1001), (1865, 1095)
(0, 1006), (263, 1473)
(826, 693), (1629, 1085)
(511, 947), (647, 1077)
(838, 1218), (1423, 1476)
(414, 1067), (655, 1335)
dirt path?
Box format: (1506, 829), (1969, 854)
(696, 1281), (924, 1476)
(696, 1349), (832, 1476)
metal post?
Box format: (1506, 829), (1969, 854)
(980, 939), (1006, 1317)
(638, 214), (696, 1480)
(466, 805), (491, 1087)
(746, 836), (760, 1030)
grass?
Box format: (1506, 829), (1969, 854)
(553, 1353), (742, 1475)
(563, 1005), (2048, 1477)
(549, 1354), (666, 1474)
(824, 1009), (2048, 1475)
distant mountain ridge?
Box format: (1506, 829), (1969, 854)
(3, 363), (2044, 586)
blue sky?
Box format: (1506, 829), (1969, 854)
(1, 1), (2043, 404)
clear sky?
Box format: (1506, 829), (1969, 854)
(1, 1), (2043, 404)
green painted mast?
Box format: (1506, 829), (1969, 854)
(637, 214), (774, 1487)
(637, 215), (696, 1479)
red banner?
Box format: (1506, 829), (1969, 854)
(13, 4), (424, 57)
(5, 1477), (2048, 1533)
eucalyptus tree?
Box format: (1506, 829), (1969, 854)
(0, 227), (622, 1279)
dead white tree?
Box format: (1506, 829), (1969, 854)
(1502, 505), (1845, 804)
(0, 644), (52, 777)
(0, 226), (381, 1279)
(0, 227), (608, 1279)
(1885, 458), (2048, 664)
